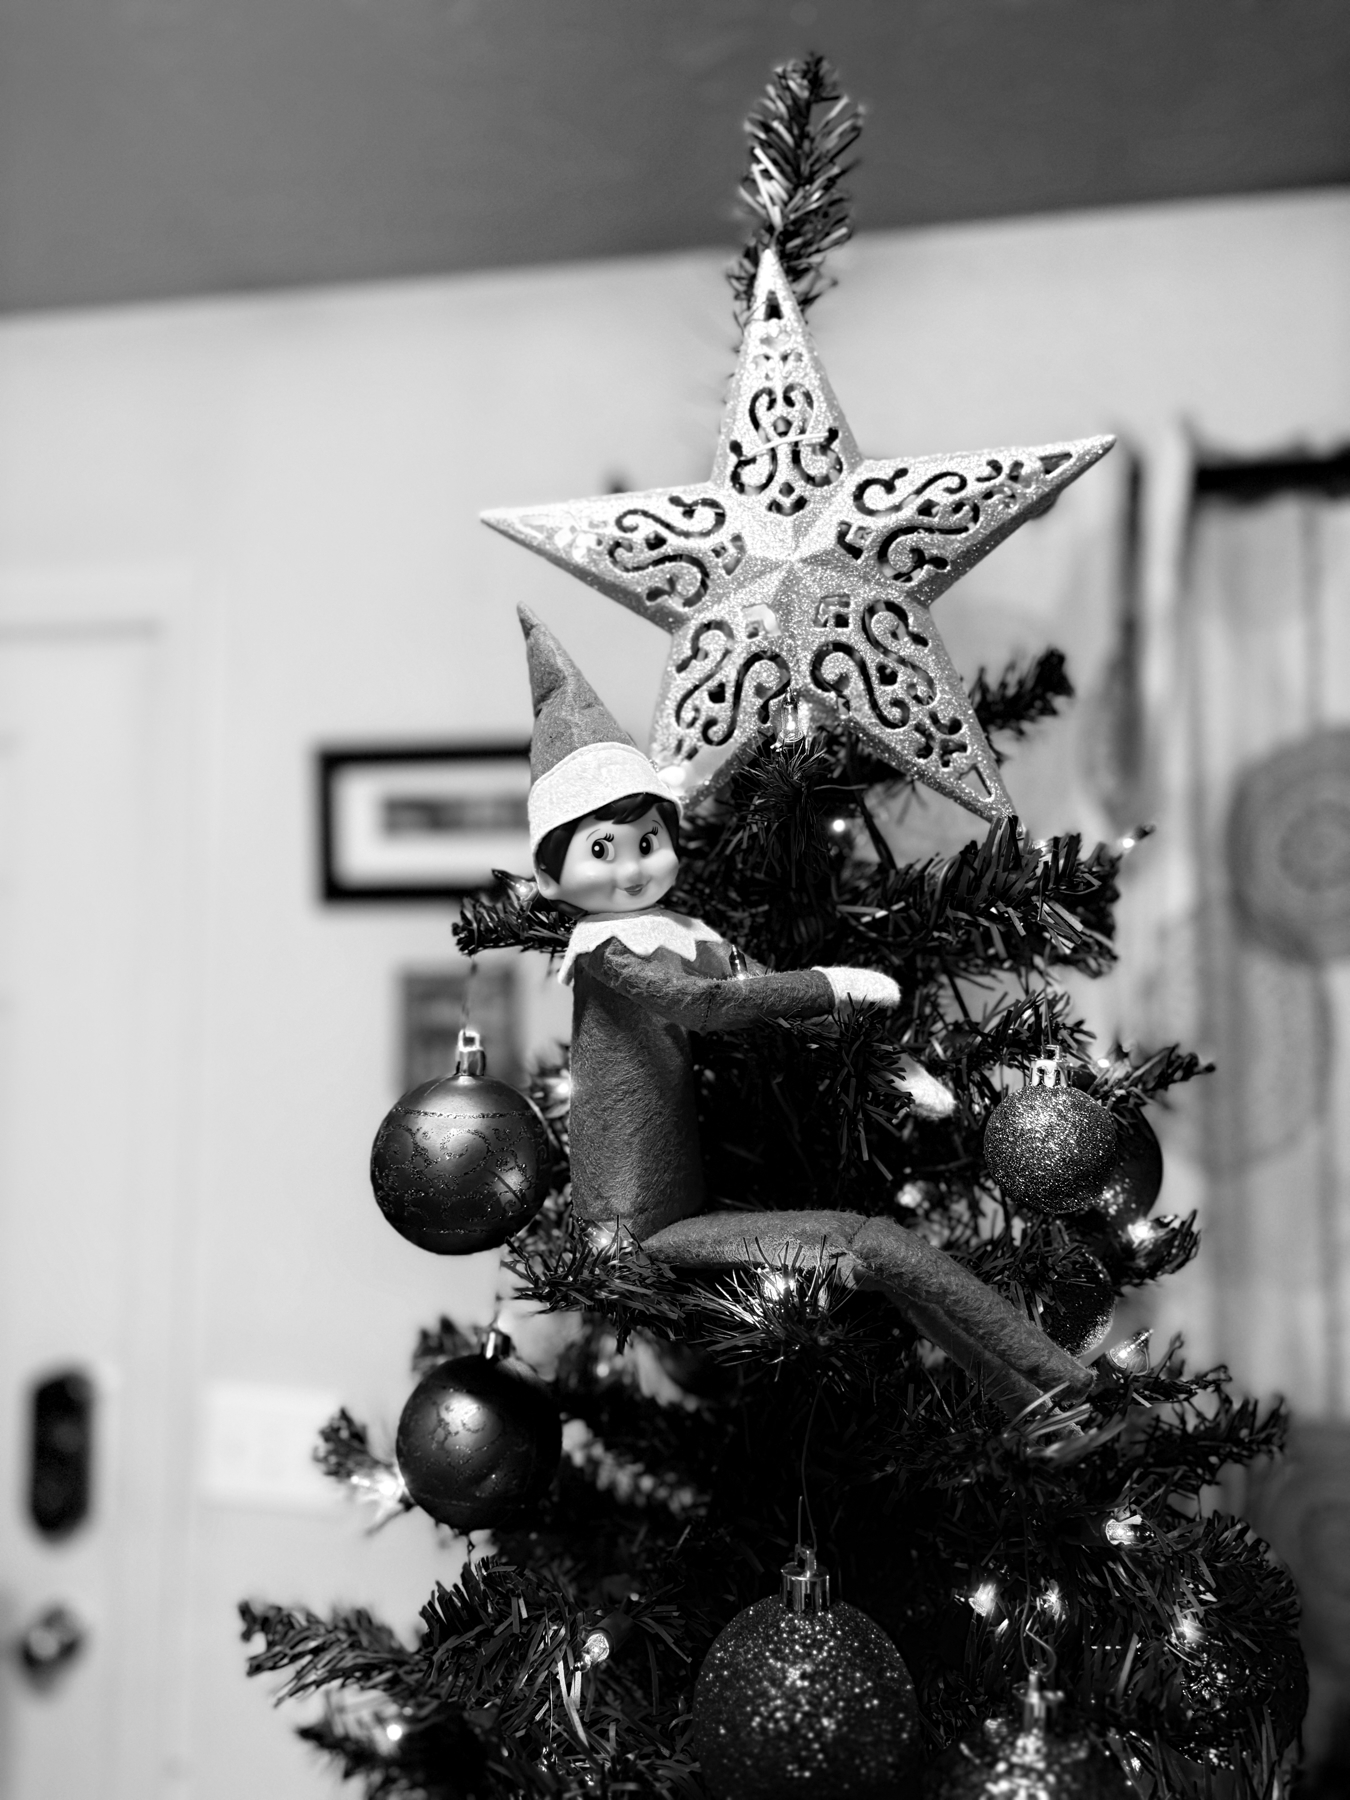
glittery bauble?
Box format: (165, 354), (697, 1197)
(395, 1349), (561, 1531)
(1035, 1246), (1116, 1359)
(483, 246), (1111, 822)
(1078, 1113), (1163, 1227)
(984, 1086), (1117, 1215)
(370, 1064), (549, 1255)
(1168, 1636), (1302, 1767)
(692, 1597), (920, 1798)
(924, 1716), (1132, 1800)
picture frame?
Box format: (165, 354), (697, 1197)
(318, 743), (532, 902)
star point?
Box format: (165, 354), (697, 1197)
(483, 247), (1113, 823)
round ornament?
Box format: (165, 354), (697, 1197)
(1034, 1247), (1116, 1359)
(692, 1546), (921, 1799)
(395, 1329), (561, 1532)
(1079, 1112), (1163, 1228)
(984, 1057), (1118, 1216)
(1166, 1625), (1305, 1769)
(925, 1677), (1131, 1800)
(370, 1028), (549, 1255)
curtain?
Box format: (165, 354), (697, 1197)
(1110, 447), (1350, 1775)
(1117, 463), (1350, 1415)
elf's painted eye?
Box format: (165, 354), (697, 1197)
(639, 832), (656, 856)
(589, 836), (615, 862)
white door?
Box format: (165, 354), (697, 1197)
(0, 616), (194, 1799)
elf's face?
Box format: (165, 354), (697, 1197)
(536, 808), (679, 914)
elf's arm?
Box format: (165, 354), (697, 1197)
(586, 939), (897, 1032)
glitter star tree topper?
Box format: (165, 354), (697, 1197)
(483, 249), (1112, 823)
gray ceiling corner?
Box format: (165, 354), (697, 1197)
(2, 0), (1349, 313)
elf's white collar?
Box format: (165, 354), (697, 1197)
(558, 907), (722, 986)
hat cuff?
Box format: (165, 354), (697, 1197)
(528, 742), (678, 856)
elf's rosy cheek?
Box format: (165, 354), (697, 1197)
(647, 846), (679, 895)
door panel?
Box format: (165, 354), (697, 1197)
(0, 628), (164, 1798)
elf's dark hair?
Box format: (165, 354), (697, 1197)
(534, 791), (681, 884)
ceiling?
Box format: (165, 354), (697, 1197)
(2, 0), (1349, 314)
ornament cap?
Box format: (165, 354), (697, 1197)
(780, 1544), (831, 1615)
(481, 1324), (514, 1363)
(1029, 1050), (1066, 1089)
(1015, 1668), (1064, 1732)
(453, 1027), (488, 1079)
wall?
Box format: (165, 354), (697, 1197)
(0, 187), (1348, 1796)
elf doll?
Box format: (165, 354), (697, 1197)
(520, 606), (898, 1242)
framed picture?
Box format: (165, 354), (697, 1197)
(318, 744), (532, 902)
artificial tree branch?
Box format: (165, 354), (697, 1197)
(728, 55), (863, 324)
(642, 1210), (1093, 1417)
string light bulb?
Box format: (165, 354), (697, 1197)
(345, 1462), (412, 1531)
(1116, 824), (1155, 856)
(1037, 1581), (1066, 1621)
(1108, 1329), (1152, 1373)
(969, 1579), (1000, 1619)
(1104, 1511), (1142, 1548)
(576, 1611), (634, 1673)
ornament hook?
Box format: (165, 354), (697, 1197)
(1018, 1621), (1064, 1729)
(1015, 1662), (1064, 1732)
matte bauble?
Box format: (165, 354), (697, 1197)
(395, 1332), (561, 1532)
(984, 1059), (1117, 1215)
(693, 1548), (920, 1799)
(1035, 1247), (1116, 1359)
(925, 1715), (1131, 1800)
(1080, 1113), (1163, 1227)
(371, 1030), (549, 1254)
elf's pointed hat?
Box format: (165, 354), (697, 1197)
(520, 606), (676, 857)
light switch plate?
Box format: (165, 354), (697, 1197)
(199, 1381), (343, 1512)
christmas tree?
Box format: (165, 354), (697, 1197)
(241, 59), (1306, 1800)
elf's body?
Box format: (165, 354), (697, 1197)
(521, 607), (898, 1240)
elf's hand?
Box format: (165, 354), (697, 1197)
(815, 966), (900, 1009)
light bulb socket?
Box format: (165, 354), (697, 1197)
(581, 1609), (635, 1668)
(780, 1545), (831, 1616)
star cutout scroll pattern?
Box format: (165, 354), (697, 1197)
(483, 249), (1113, 823)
